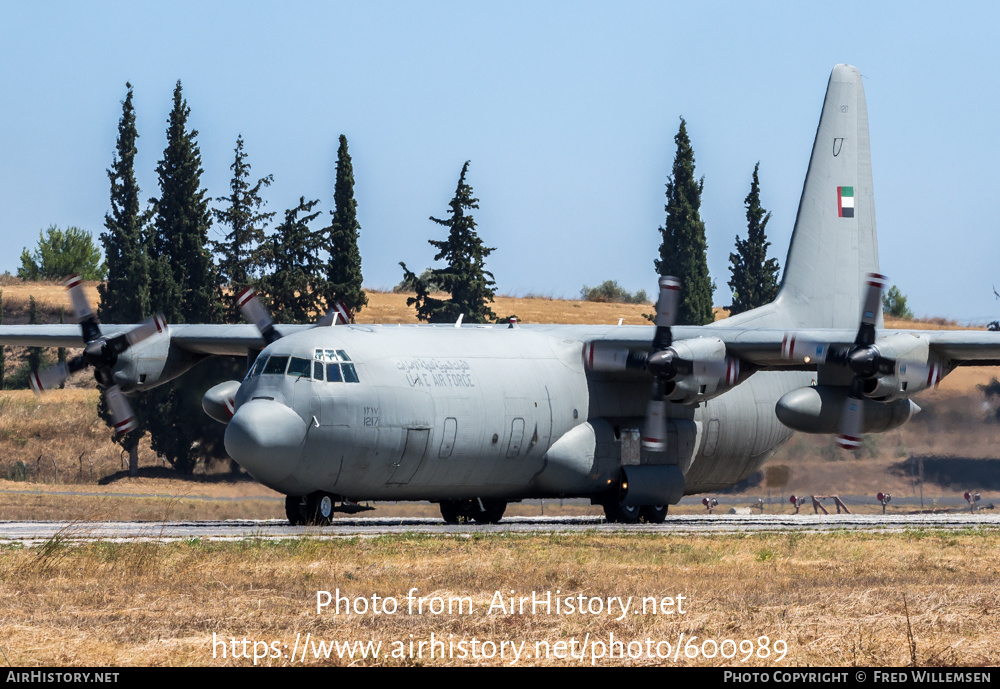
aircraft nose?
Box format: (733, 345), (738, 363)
(225, 398), (307, 485)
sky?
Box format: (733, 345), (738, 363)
(1, 1), (998, 323)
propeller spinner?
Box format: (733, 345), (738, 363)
(29, 275), (167, 435)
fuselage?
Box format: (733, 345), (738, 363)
(225, 324), (804, 501)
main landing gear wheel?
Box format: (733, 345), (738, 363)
(640, 505), (668, 524)
(439, 499), (507, 524)
(603, 502), (641, 524)
(439, 501), (467, 524)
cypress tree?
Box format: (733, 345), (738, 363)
(0, 289), (5, 389)
(321, 135), (367, 321)
(213, 134), (274, 323)
(400, 161), (497, 324)
(99, 82), (152, 476)
(258, 197), (324, 324)
(148, 80), (220, 325)
(728, 162), (780, 315)
(146, 80), (224, 473)
(654, 118), (715, 325)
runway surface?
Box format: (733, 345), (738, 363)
(2, 513), (999, 543)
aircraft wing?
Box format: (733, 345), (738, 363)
(3, 322), (999, 367)
(527, 324), (1000, 369)
(0, 323), (314, 356)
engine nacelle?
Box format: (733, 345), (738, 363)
(664, 337), (745, 405)
(776, 385), (919, 434)
(861, 333), (944, 401)
(111, 335), (208, 393)
(203, 380), (241, 424)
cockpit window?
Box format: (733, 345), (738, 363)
(312, 348), (360, 383)
(263, 356), (289, 375)
(325, 363), (343, 382)
(342, 363), (359, 383)
(246, 354), (268, 380)
(287, 357), (311, 378)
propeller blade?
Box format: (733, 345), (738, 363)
(105, 385), (138, 435)
(29, 362), (70, 394)
(856, 273), (888, 346)
(835, 394), (864, 450)
(653, 276), (680, 350)
(235, 287), (280, 345)
(125, 313), (167, 346)
(641, 398), (668, 452)
(333, 300), (350, 325)
(65, 274), (100, 344)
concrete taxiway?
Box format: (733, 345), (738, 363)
(1, 513), (998, 544)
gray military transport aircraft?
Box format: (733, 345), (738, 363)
(6, 64), (1000, 525)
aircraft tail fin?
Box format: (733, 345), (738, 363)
(722, 64), (880, 330)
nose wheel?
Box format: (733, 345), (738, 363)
(285, 492), (339, 525)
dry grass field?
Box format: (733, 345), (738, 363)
(2, 532), (998, 666)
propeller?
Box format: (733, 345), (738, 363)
(236, 287), (350, 343)
(29, 274), (167, 435)
(781, 273), (900, 450)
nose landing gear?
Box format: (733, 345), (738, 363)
(284, 492), (374, 525)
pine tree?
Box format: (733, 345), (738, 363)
(321, 135), (367, 321)
(654, 118), (714, 325)
(98, 82), (152, 476)
(148, 80), (221, 325)
(213, 134), (274, 323)
(258, 197), (324, 323)
(400, 161), (497, 324)
(728, 162), (780, 315)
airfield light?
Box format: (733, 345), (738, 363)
(877, 492), (891, 514)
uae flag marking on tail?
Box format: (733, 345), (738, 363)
(837, 186), (854, 218)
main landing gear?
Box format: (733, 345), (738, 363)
(439, 498), (507, 524)
(602, 502), (668, 524)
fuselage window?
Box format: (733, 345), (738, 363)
(263, 356), (288, 375)
(287, 357), (311, 378)
(313, 361), (325, 381)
